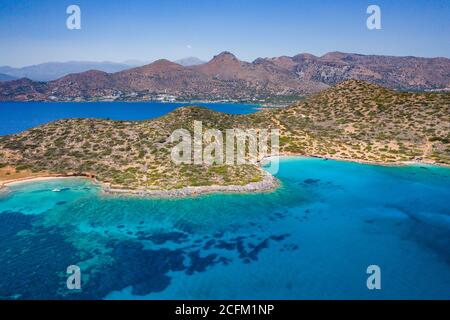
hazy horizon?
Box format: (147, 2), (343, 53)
(1, 0), (450, 67)
(3, 49), (450, 69)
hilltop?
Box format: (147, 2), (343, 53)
(0, 52), (449, 103)
(0, 80), (449, 194)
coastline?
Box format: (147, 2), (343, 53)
(2, 99), (270, 106)
(275, 152), (450, 168)
(1, 155), (448, 197)
(0, 169), (280, 198)
(0, 172), (96, 190)
(101, 170), (279, 198)
(1, 176), (77, 187)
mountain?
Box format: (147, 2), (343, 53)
(0, 61), (137, 81)
(1, 80), (448, 191)
(174, 57), (205, 66)
(0, 78), (49, 101)
(0, 73), (17, 81)
(0, 51), (449, 102)
(283, 52), (450, 90)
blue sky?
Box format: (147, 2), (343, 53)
(0, 0), (449, 67)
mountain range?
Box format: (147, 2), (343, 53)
(0, 57), (206, 82)
(0, 61), (139, 82)
(0, 51), (449, 102)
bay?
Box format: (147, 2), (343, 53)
(0, 101), (260, 136)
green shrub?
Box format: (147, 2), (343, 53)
(16, 163), (33, 171)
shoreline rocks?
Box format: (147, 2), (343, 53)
(101, 171), (279, 198)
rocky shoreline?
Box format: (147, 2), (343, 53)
(276, 152), (450, 168)
(0, 167), (279, 198)
(101, 170), (280, 198)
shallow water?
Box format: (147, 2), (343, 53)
(0, 157), (449, 299)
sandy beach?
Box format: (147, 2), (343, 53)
(0, 176), (82, 188)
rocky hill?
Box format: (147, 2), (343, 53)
(0, 80), (448, 192)
(1, 52), (449, 102)
(272, 80), (450, 164)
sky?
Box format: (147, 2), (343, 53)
(0, 0), (449, 67)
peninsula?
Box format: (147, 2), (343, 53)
(0, 80), (449, 196)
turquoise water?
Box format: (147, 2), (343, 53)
(1, 157), (450, 299)
(0, 102), (260, 136)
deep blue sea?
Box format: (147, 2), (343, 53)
(0, 102), (260, 136)
(1, 157), (450, 299)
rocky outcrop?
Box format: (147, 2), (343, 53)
(102, 170), (279, 198)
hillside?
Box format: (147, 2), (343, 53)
(1, 52), (449, 103)
(0, 80), (449, 192)
(273, 80), (450, 164)
(0, 106), (266, 191)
